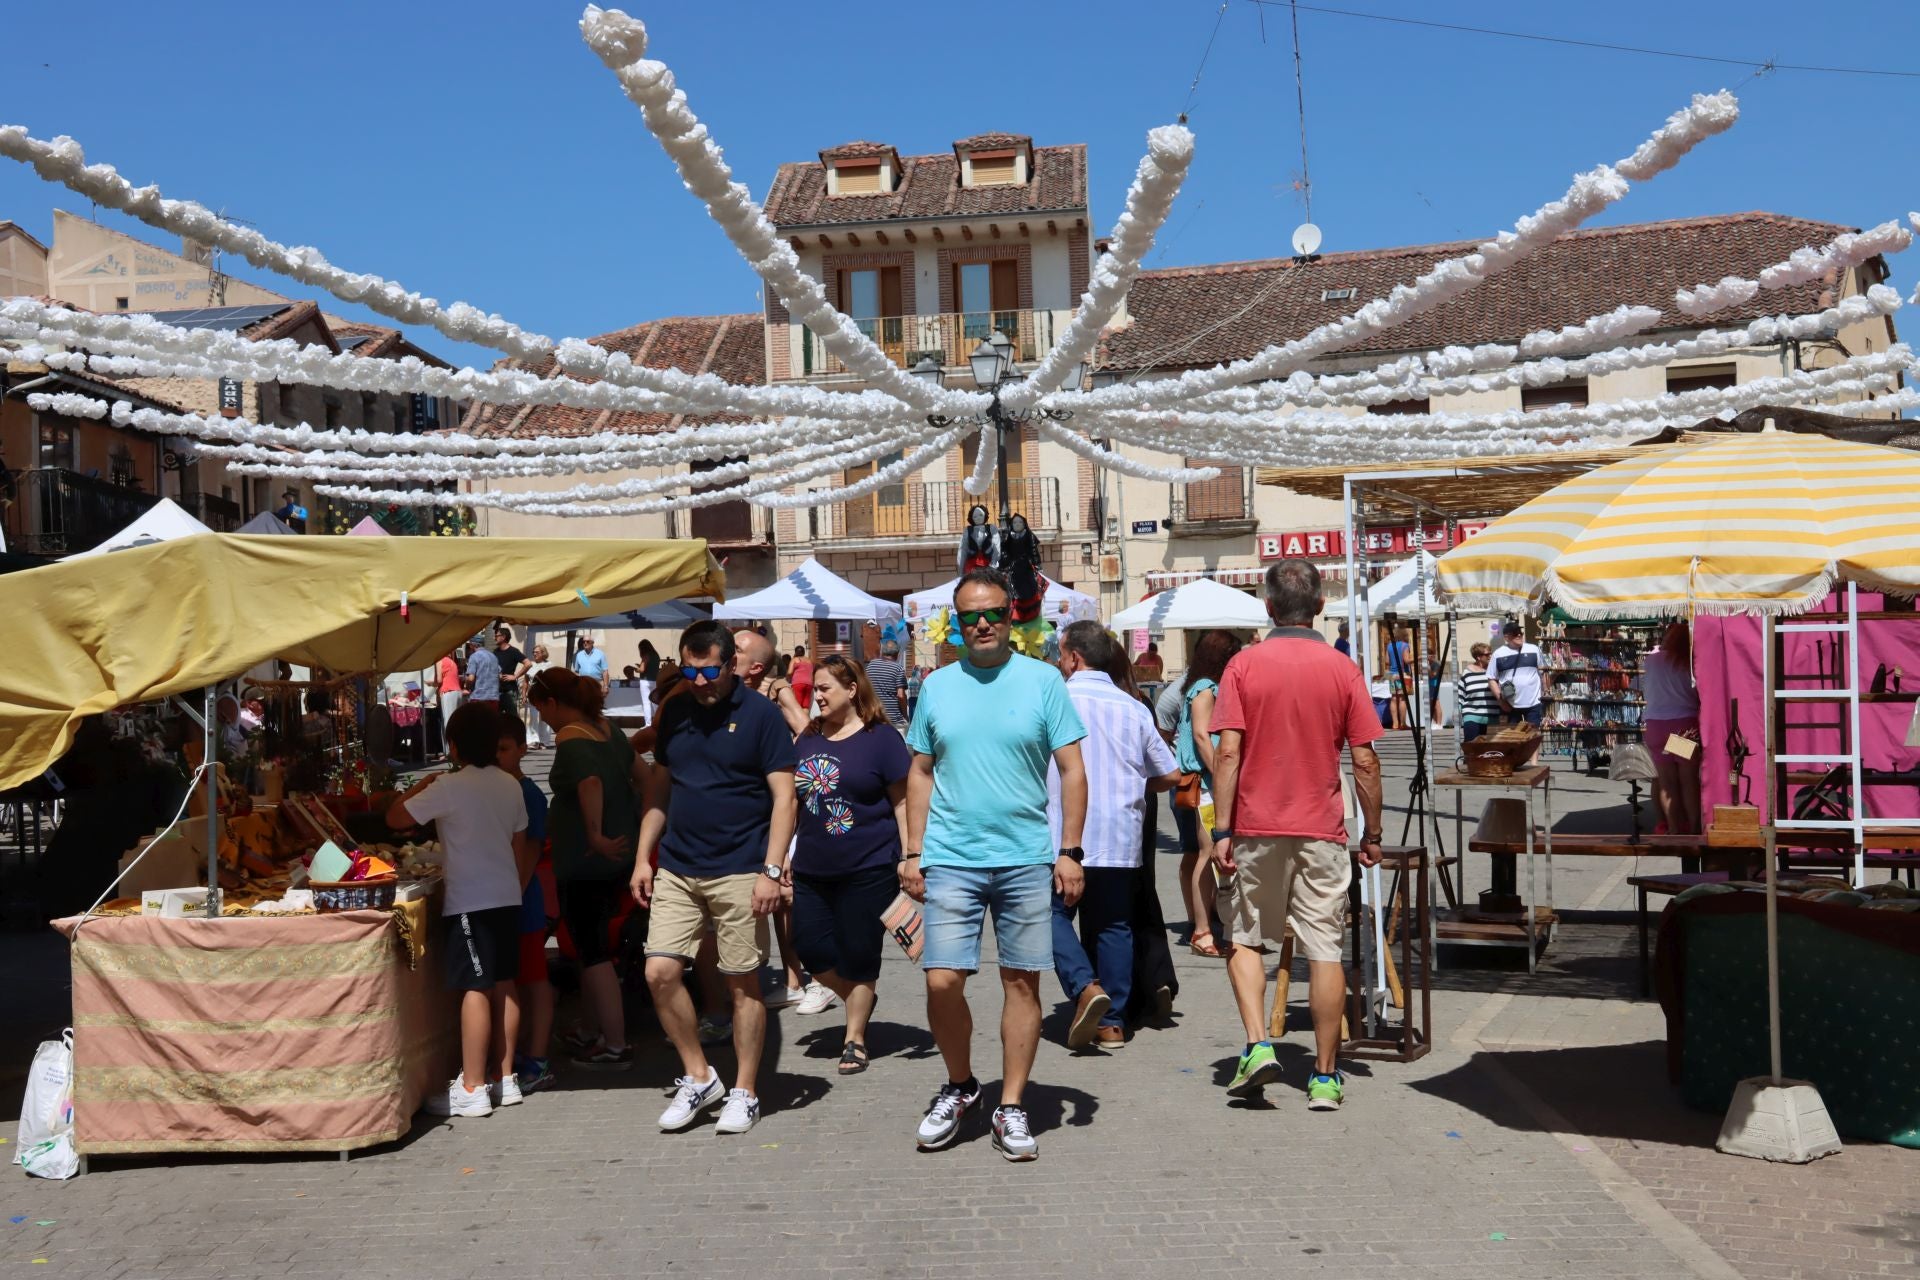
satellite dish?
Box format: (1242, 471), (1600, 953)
(1291, 222), (1322, 256)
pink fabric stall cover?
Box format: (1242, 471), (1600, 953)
(1696, 595), (1920, 823)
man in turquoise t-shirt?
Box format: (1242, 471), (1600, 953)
(904, 568), (1087, 1162)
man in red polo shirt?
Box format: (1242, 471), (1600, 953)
(1207, 559), (1384, 1111)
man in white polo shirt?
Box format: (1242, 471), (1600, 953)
(1047, 621), (1179, 1049)
(1492, 620), (1544, 726)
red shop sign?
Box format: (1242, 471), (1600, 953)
(1258, 520), (1488, 561)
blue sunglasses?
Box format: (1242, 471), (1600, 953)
(680, 663), (726, 681)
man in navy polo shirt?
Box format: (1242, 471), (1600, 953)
(634, 622), (797, 1136)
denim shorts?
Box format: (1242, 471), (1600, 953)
(920, 863), (1053, 973)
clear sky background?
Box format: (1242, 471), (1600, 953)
(3, 1), (1916, 371)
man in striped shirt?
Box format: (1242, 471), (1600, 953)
(1047, 622), (1180, 1048)
(1456, 643), (1496, 741)
(865, 640), (910, 733)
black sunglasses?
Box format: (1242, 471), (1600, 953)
(956, 608), (1009, 627)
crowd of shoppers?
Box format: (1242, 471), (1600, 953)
(404, 557), (1406, 1151)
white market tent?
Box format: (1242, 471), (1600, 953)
(65, 497), (212, 559)
(1367, 552), (1448, 616)
(1110, 577), (1269, 631)
(711, 556), (901, 624)
(901, 577), (1101, 626)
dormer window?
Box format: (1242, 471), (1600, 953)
(969, 152), (1018, 186)
(954, 134), (1033, 189)
(835, 160), (884, 195)
(821, 142), (900, 196)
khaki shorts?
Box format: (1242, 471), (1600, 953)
(644, 869), (769, 975)
(1218, 836), (1350, 962)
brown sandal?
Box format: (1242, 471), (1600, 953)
(1188, 932), (1224, 958)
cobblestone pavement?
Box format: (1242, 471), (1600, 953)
(0, 735), (1911, 1278)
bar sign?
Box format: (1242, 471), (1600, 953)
(218, 378), (242, 418)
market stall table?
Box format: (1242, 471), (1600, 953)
(54, 896), (450, 1161)
(1628, 871), (1731, 995)
(1435, 765), (1556, 971)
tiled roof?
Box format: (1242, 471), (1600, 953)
(325, 318), (455, 370)
(456, 313), (764, 440)
(1099, 212), (1885, 373)
(953, 132), (1031, 152)
(240, 300), (339, 352)
(765, 143), (1086, 228)
(820, 141), (896, 160)
(328, 319), (401, 358)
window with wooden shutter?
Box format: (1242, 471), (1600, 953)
(1521, 381), (1588, 412)
(1368, 398), (1431, 416)
(969, 154), (1017, 186)
(1666, 365), (1735, 394)
(1182, 458), (1246, 521)
(834, 161), (882, 195)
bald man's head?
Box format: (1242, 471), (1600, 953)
(733, 628), (776, 686)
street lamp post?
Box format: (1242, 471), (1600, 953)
(912, 334), (1085, 539)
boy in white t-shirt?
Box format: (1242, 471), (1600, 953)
(387, 702), (533, 1118)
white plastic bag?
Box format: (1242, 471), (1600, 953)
(15, 1030), (78, 1179)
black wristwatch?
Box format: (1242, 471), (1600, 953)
(1058, 846), (1084, 864)
(1211, 827), (1234, 843)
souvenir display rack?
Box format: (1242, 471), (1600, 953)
(1539, 617), (1659, 770)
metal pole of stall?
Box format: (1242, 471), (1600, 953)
(1343, 479), (1362, 676)
(1762, 611), (1784, 1083)
(203, 685), (219, 918)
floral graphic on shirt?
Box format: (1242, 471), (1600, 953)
(823, 798), (854, 836)
(795, 754), (841, 815)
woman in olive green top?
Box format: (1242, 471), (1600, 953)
(529, 667), (644, 1069)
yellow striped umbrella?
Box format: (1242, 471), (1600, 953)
(1436, 430), (1920, 618)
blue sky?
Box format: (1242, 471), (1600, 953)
(3, 1), (1915, 371)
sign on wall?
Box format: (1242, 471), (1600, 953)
(1257, 521), (1488, 561)
(1131, 520), (1159, 535)
(217, 378), (242, 418)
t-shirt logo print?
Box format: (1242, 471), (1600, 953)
(795, 754), (842, 816)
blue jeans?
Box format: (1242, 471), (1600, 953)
(1051, 867), (1134, 1026)
(921, 863), (1054, 973)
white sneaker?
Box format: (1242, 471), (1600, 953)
(795, 981), (839, 1015)
(915, 1078), (981, 1150)
(658, 1070), (725, 1131)
(991, 1105), (1038, 1162)
(492, 1074), (523, 1108)
(425, 1074), (492, 1119)
(764, 985), (805, 1010)
(714, 1088), (760, 1134)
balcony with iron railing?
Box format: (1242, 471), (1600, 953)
(1167, 465), (1257, 536)
(669, 499), (773, 548)
(177, 490), (242, 532)
(802, 477), (1060, 546)
(0, 467), (157, 556)
(794, 309), (1071, 379)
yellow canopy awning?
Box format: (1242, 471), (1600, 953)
(1436, 432), (1920, 618)
(0, 533), (723, 790)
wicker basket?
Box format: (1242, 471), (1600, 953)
(310, 878), (400, 913)
(1460, 726), (1541, 778)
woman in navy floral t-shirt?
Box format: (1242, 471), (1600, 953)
(790, 655), (910, 1075)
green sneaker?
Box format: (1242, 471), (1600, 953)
(1307, 1070), (1345, 1111)
(1226, 1042), (1283, 1096)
